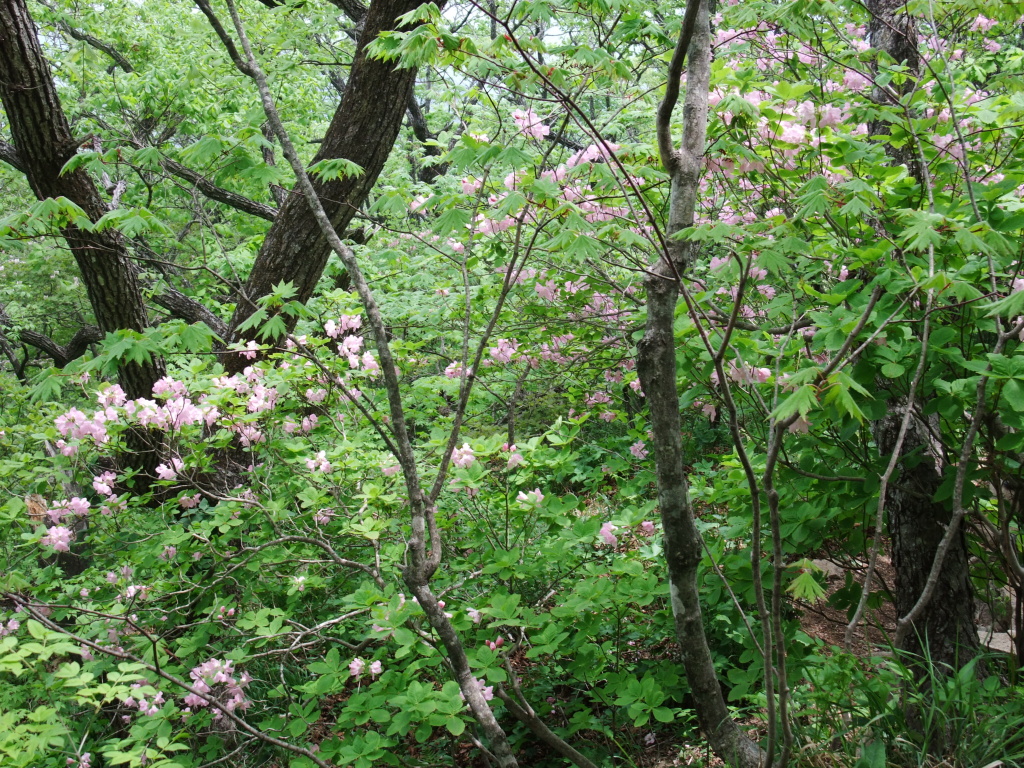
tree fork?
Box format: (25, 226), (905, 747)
(636, 1), (764, 765)
(0, 0), (163, 400)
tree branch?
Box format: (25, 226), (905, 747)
(0, 137), (26, 173)
(55, 21), (134, 72)
(160, 156), (278, 221)
(656, 0), (702, 176)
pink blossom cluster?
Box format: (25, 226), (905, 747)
(629, 440), (648, 460)
(445, 361), (469, 379)
(313, 508), (335, 524)
(306, 450), (332, 473)
(511, 108), (549, 140)
(599, 522), (618, 547)
(503, 443), (525, 468)
(283, 414), (318, 434)
(338, 333), (364, 362)
(183, 659), (251, 718)
(325, 313), (366, 339)
(96, 384), (126, 407)
(565, 142), (619, 168)
(124, 683), (165, 717)
(489, 338), (518, 364)
(92, 471), (117, 495)
(155, 458), (184, 481)
(47, 497), (90, 523)
(55, 407), (112, 444)
(474, 213), (516, 236)
(539, 333), (574, 363)
(0, 617), (21, 637)
(349, 657), (383, 678)
(516, 488), (544, 505)
(727, 362), (772, 385)
(970, 15), (997, 33)
(152, 376), (188, 398)
(460, 676), (495, 702)
(325, 314), (363, 339)
(451, 444), (475, 468)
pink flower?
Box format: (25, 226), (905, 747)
(451, 444), (475, 468)
(535, 280), (559, 301)
(599, 522), (618, 547)
(179, 493), (201, 509)
(843, 70), (870, 91)
(460, 677), (495, 702)
(382, 464), (401, 477)
(516, 488), (544, 505)
(369, 660), (383, 677)
(240, 340), (260, 360)
(507, 451), (525, 468)
(155, 458), (183, 481)
(467, 608), (483, 623)
(314, 509), (335, 524)
(640, 521), (656, 535)
(489, 339), (518, 364)
(445, 361), (469, 379)
(92, 471), (117, 496)
(306, 451), (331, 473)
(361, 352), (380, 374)
(971, 15), (997, 32)
(41, 525), (73, 552)
(511, 108), (549, 140)
(629, 440), (648, 460)
(96, 384), (126, 407)
(349, 657), (365, 678)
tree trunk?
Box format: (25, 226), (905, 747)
(0, 0), (163, 400)
(637, 2), (763, 765)
(866, 0), (979, 671)
(224, 0), (439, 368)
(875, 404), (980, 668)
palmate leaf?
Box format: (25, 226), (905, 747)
(308, 158), (364, 181)
(787, 569), (827, 603)
(981, 289), (1024, 318)
(898, 210), (944, 251)
(769, 384), (817, 421)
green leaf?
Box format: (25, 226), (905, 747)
(880, 362), (905, 379)
(308, 158), (364, 181)
(769, 385), (817, 421)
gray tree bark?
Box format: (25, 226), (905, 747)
(636, 2), (764, 766)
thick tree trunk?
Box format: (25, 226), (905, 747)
(637, 2), (763, 766)
(866, 0), (979, 670)
(224, 0), (437, 368)
(0, 0), (163, 400)
(875, 405), (980, 668)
